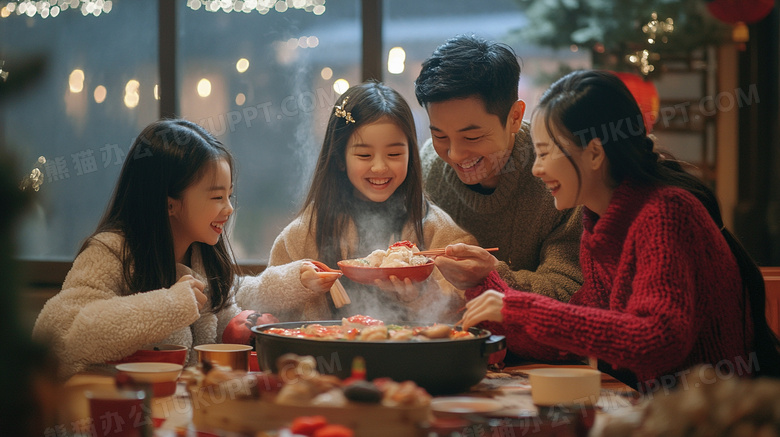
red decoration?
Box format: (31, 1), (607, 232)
(706, 0), (775, 25)
(612, 72), (660, 133)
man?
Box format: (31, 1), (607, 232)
(414, 34), (582, 301)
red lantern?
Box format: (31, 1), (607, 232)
(706, 0), (775, 25)
(612, 71), (659, 134)
(706, 0), (775, 47)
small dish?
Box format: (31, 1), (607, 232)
(526, 367), (601, 406)
(430, 396), (504, 414)
(336, 260), (435, 285)
(115, 362), (183, 397)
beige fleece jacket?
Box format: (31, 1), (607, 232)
(32, 232), (242, 379)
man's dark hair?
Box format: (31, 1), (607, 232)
(415, 34), (521, 122)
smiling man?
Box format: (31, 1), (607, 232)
(414, 34), (582, 301)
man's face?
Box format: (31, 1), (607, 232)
(426, 96), (524, 189)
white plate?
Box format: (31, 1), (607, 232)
(430, 397), (504, 414)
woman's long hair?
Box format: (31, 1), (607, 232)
(301, 80), (427, 265)
(536, 70), (780, 377)
(82, 119), (237, 313)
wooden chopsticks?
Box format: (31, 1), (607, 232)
(330, 279), (351, 308)
(417, 247), (499, 257)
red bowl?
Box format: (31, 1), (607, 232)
(108, 344), (188, 366)
(336, 260), (435, 285)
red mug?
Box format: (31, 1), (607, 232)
(85, 388), (150, 437)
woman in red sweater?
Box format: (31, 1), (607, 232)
(436, 70), (780, 389)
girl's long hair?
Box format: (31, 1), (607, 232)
(82, 119), (237, 313)
(537, 70), (780, 377)
(301, 81), (427, 265)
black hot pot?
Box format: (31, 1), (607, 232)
(251, 321), (506, 395)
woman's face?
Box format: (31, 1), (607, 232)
(345, 117), (409, 203)
(530, 112), (584, 211)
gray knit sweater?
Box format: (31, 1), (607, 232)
(420, 123), (583, 301)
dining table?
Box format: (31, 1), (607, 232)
(61, 358), (641, 437)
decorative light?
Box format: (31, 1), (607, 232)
(69, 69), (85, 93)
(626, 49), (660, 77)
(333, 78), (349, 95)
(236, 58), (250, 73)
(186, 0), (325, 15)
(387, 47), (405, 75)
(124, 79), (140, 108)
(197, 78), (212, 97)
(0, 1), (113, 19)
(93, 85), (106, 103)
(642, 12), (674, 45)
(320, 67), (332, 80)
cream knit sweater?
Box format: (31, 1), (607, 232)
(420, 123), (583, 301)
(32, 232), (242, 379)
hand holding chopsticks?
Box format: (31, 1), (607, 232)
(429, 243), (500, 290)
(306, 260), (351, 308)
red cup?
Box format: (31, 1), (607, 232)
(86, 388), (149, 437)
(108, 344), (188, 366)
(249, 351), (259, 372)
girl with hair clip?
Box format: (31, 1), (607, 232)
(237, 81), (476, 323)
(439, 70), (780, 389)
(33, 119), (270, 379)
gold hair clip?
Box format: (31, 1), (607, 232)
(334, 97), (355, 124)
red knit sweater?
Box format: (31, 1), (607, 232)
(466, 181), (754, 385)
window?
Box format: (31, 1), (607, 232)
(1, 1), (159, 260)
(177, 1), (360, 260)
(2, 0), (588, 263)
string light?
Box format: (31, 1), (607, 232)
(642, 12), (674, 45)
(626, 49), (660, 76)
(623, 12), (674, 76)
(0, 0), (113, 19)
(187, 0), (325, 15)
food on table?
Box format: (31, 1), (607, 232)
(183, 353), (431, 409)
(261, 314), (476, 341)
(340, 240), (431, 268)
(343, 380), (383, 403)
(289, 415), (329, 436)
(313, 424), (354, 437)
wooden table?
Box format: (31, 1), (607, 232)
(60, 362), (638, 437)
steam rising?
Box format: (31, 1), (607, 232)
(336, 195), (461, 324)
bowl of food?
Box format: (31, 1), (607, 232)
(526, 367), (601, 407)
(108, 343), (188, 366)
(337, 240), (434, 285)
(114, 362), (183, 397)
